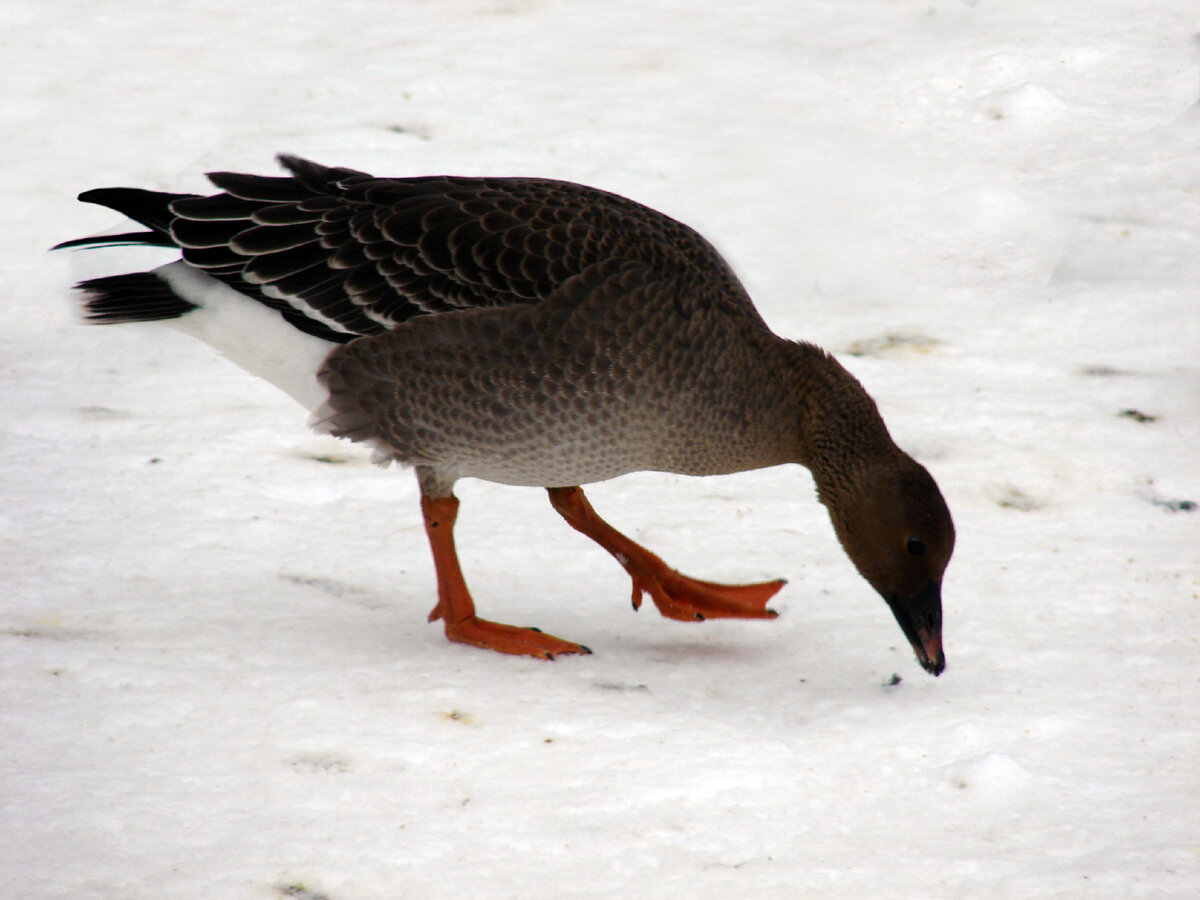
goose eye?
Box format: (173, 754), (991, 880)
(906, 537), (926, 556)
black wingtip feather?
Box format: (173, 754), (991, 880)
(76, 188), (198, 235)
(206, 170), (313, 202)
(276, 154), (370, 192)
(276, 154), (324, 179)
(52, 230), (178, 251)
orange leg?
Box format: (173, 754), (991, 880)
(421, 494), (590, 659)
(546, 486), (784, 621)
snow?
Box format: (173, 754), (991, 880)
(4, 1), (1199, 897)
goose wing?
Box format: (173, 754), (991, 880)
(162, 155), (759, 343)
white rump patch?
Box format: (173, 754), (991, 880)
(155, 261), (337, 413)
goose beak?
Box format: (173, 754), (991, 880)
(886, 580), (945, 676)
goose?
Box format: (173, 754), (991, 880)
(57, 155), (954, 674)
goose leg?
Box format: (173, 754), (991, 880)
(421, 494), (591, 659)
(547, 486), (784, 621)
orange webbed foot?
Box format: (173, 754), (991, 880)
(630, 569), (785, 621)
(435, 611), (592, 659)
(546, 486), (785, 624)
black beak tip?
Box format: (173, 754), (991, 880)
(920, 648), (946, 677)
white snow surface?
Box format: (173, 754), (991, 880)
(4, 2), (1199, 898)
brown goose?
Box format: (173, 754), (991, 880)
(57, 155), (955, 675)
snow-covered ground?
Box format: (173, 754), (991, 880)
(4, 1), (1198, 897)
